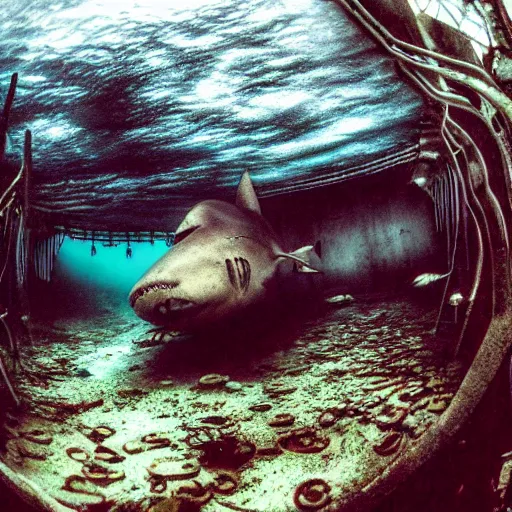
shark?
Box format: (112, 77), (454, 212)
(129, 171), (321, 331)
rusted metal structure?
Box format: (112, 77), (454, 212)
(329, 0), (512, 509)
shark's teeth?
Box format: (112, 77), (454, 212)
(129, 282), (179, 307)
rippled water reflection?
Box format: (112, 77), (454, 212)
(0, 0), (424, 228)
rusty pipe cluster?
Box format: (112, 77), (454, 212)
(331, 1), (512, 509)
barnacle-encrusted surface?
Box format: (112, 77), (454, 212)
(1, 299), (463, 511)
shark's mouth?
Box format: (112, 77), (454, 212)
(129, 282), (207, 325)
(153, 297), (198, 316)
(129, 282), (180, 308)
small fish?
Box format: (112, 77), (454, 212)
(412, 272), (450, 287)
(129, 171), (321, 331)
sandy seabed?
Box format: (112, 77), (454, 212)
(1, 298), (464, 512)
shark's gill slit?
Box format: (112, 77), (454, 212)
(235, 257), (251, 292)
(235, 257), (243, 289)
(225, 258), (237, 289)
(243, 258), (251, 292)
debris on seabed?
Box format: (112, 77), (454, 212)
(1, 299), (465, 511)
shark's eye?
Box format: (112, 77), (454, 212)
(174, 225), (199, 245)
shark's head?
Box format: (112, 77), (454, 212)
(129, 172), (321, 331)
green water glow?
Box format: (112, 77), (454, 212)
(52, 238), (170, 317)
(58, 238), (169, 291)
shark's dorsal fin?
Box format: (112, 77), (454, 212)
(236, 171), (261, 214)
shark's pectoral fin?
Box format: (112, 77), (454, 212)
(236, 171), (262, 214)
(295, 262), (320, 273)
(292, 261), (319, 273)
(276, 243), (323, 273)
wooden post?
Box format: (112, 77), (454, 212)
(0, 73), (17, 161)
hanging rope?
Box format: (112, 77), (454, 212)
(126, 233), (132, 258)
(33, 233), (67, 282)
(340, 0), (510, 351)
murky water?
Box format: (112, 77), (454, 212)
(0, 3), (457, 510)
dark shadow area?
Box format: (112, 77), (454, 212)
(0, 482), (38, 512)
(374, 361), (512, 512)
(142, 300), (330, 383)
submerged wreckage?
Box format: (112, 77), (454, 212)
(1, 0), (512, 511)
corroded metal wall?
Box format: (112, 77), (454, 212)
(264, 167), (441, 293)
